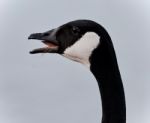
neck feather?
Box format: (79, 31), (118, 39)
(90, 35), (126, 123)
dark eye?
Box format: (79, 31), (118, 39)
(72, 26), (80, 35)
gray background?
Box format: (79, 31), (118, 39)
(0, 0), (150, 123)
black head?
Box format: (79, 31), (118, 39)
(29, 20), (103, 53)
(28, 20), (109, 67)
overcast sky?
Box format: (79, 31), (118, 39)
(0, 0), (150, 123)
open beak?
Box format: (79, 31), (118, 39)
(28, 29), (59, 54)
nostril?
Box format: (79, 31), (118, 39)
(43, 33), (49, 37)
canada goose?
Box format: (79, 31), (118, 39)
(28, 20), (126, 123)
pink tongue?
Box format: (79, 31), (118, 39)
(42, 41), (58, 48)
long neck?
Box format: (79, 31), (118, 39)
(90, 36), (126, 123)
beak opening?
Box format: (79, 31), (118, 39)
(28, 31), (59, 54)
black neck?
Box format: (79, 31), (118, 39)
(90, 35), (126, 123)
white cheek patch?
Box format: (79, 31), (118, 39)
(63, 32), (100, 68)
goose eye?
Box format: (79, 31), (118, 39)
(72, 26), (80, 35)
